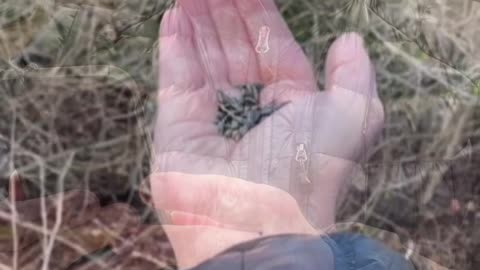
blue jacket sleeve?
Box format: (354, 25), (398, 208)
(189, 233), (415, 270)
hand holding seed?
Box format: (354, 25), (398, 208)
(215, 84), (287, 141)
(155, 0), (384, 268)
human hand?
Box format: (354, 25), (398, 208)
(155, 0), (385, 267)
(151, 172), (316, 234)
(155, 0), (318, 175)
(155, 0), (384, 228)
(151, 172), (316, 269)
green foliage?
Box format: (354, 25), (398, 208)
(472, 82), (480, 96)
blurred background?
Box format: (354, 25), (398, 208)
(0, 0), (478, 269)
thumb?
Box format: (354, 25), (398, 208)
(150, 172), (308, 234)
(163, 225), (258, 269)
(325, 32), (377, 98)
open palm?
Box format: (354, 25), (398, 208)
(154, 0), (384, 228)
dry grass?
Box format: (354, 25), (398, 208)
(0, 0), (479, 269)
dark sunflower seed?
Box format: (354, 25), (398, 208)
(215, 84), (288, 141)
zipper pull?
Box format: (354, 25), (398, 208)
(295, 144), (311, 184)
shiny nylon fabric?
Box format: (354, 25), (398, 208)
(153, 85), (383, 228)
(154, 0), (383, 232)
(189, 233), (415, 270)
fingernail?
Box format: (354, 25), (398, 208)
(160, 9), (175, 37)
(325, 32), (376, 97)
(160, 6), (193, 37)
(327, 32), (366, 70)
(336, 32), (365, 59)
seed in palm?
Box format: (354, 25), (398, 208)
(215, 84), (287, 141)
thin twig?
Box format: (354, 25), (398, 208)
(41, 152), (75, 270)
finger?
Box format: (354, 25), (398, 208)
(177, 0), (229, 88)
(150, 172), (300, 231)
(206, 0), (261, 85)
(274, 34), (384, 230)
(312, 32), (384, 161)
(324, 32), (378, 98)
(159, 6), (204, 91)
(163, 225), (258, 269)
(234, 0), (316, 86)
(156, 6), (221, 158)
